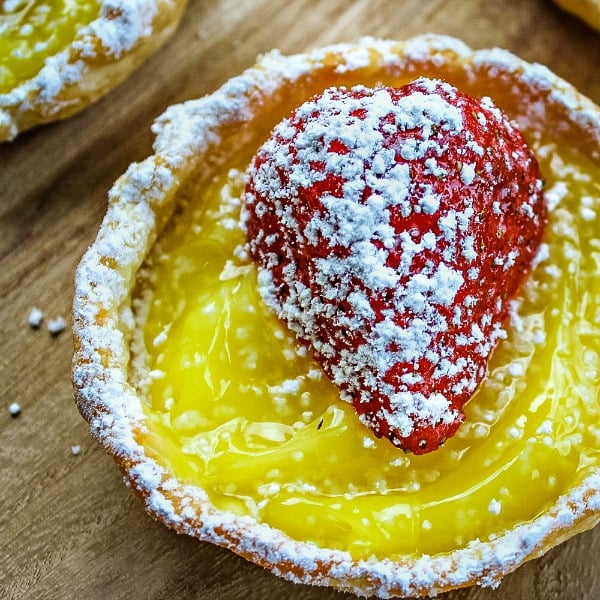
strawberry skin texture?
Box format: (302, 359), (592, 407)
(244, 78), (545, 454)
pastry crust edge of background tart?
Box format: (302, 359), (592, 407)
(0, 0), (187, 142)
(552, 0), (600, 31)
(72, 34), (600, 599)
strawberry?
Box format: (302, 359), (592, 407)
(243, 78), (545, 454)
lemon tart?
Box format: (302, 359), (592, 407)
(73, 35), (600, 597)
(0, 0), (187, 141)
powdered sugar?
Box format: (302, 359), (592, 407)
(47, 315), (68, 335)
(75, 0), (159, 59)
(8, 402), (21, 417)
(27, 307), (43, 328)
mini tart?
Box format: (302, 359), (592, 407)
(0, 0), (187, 141)
(73, 35), (600, 598)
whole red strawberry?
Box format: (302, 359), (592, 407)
(243, 78), (545, 454)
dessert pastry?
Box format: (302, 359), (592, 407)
(73, 35), (600, 597)
(553, 0), (600, 31)
(0, 0), (187, 141)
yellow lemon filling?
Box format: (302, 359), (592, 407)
(0, 0), (101, 93)
(135, 133), (599, 560)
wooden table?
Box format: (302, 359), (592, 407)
(1, 1), (599, 598)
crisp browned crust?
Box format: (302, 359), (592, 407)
(72, 35), (600, 598)
(0, 0), (187, 142)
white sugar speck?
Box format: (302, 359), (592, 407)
(48, 316), (67, 335)
(508, 363), (524, 377)
(508, 426), (522, 440)
(28, 307), (44, 328)
(532, 243), (550, 267)
(460, 162), (476, 185)
(488, 499), (502, 515)
(153, 328), (170, 347)
(580, 206), (596, 221)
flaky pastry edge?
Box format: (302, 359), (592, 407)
(0, 0), (187, 141)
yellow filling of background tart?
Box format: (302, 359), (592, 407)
(0, 0), (101, 93)
(136, 133), (599, 560)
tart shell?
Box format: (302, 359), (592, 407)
(0, 0), (187, 142)
(72, 35), (600, 598)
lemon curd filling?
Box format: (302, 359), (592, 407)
(0, 0), (101, 93)
(135, 134), (600, 560)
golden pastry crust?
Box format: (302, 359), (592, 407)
(553, 0), (600, 30)
(0, 0), (187, 142)
(72, 35), (600, 598)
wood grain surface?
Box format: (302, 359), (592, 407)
(1, 1), (599, 598)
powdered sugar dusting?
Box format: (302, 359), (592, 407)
(75, 0), (159, 59)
